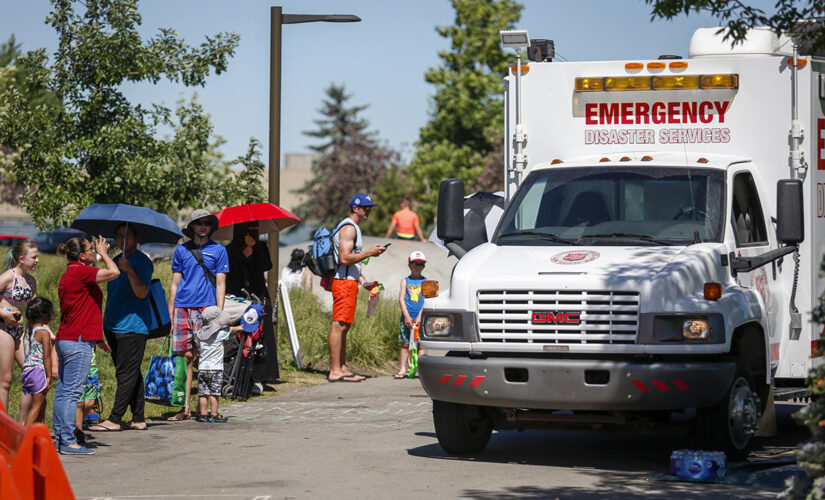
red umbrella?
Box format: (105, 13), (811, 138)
(211, 202), (301, 240)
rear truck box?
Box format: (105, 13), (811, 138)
(418, 26), (825, 458)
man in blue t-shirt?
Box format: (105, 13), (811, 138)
(167, 209), (229, 421)
(93, 223), (154, 432)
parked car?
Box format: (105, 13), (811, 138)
(32, 228), (86, 254)
(139, 242), (176, 261)
(0, 234), (28, 247)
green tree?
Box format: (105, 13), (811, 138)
(406, 0), (522, 227)
(359, 165), (413, 236)
(0, 35), (60, 207)
(646, 0), (825, 51)
(294, 83), (400, 229)
(0, 0), (263, 229)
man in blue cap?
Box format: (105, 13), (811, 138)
(327, 194), (386, 382)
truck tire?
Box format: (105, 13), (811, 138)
(432, 400), (493, 455)
(696, 365), (760, 461)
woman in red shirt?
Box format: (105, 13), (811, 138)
(52, 236), (119, 455)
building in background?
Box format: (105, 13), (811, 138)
(274, 153), (319, 213)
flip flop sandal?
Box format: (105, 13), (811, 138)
(329, 375), (363, 383)
(167, 412), (191, 421)
(87, 424), (122, 432)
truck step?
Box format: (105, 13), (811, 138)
(772, 386), (810, 402)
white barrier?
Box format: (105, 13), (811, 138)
(279, 281), (303, 369)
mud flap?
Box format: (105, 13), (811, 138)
(755, 386), (777, 437)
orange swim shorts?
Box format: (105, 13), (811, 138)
(332, 279), (359, 324)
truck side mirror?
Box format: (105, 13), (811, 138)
(776, 179), (803, 245)
(437, 179), (464, 242)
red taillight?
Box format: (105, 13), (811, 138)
(813, 340), (823, 358)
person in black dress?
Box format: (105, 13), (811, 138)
(224, 222), (278, 384)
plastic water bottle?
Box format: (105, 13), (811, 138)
(366, 283), (381, 317)
(670, 450), (726, 480)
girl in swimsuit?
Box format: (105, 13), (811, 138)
(0, 241), (38, 411)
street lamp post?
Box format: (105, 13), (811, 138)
(268, 6), (360, 319)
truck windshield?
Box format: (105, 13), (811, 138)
(496, 166), (725, 246)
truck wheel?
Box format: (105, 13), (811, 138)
(432, 400), (492, 455)
(697, 367), (760, 461)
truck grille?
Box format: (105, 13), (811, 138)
(477, 290), (640, 344)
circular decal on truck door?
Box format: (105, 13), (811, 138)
(550, 250), (600, 265)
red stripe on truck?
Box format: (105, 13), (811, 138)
(671, 380), (690, 391)
(439, 375), (451, 385)
(453, 375), (467, 386)
(470, 376), (485, 387)
(632, 380), (650, 391)
(651, 380), (670, 391)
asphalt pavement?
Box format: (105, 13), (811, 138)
(60, 374), (804, 500)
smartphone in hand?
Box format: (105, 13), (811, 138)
(382, 243), (392, 248)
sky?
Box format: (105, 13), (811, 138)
(2, 0), (777, 165)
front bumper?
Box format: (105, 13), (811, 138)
(418, 355), (735, 411)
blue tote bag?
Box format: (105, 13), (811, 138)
(144, 337), (186, 407)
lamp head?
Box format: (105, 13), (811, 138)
(500, 30), (530, 49)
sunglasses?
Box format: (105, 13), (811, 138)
(193, 220), (212, 227)
(411, 262), (425, 267)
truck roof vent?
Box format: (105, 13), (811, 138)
(658, 55), (682, 60)
(528, 39), (555, 62)
(689, 27), (793, 58)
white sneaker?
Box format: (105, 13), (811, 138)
(251, 382), (264, 395)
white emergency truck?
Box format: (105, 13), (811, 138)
(418, 27), (825, 459)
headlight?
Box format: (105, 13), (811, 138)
(423, 315), (455, 337)
(682, 319), (710, 340)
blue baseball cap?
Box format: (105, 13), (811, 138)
(349, 193), (377, 208)
(241, 304), (265, 333)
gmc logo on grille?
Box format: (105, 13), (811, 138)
(532, 312), (581, 324)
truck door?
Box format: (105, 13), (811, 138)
(730, 170), (781, 367)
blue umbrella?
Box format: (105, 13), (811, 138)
(71, 203), (182, 244)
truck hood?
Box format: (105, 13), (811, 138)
(446, 243), (728, 311)
(473, 244), (685, 279)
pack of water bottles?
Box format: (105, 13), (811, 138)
(670, 450), (727, 480)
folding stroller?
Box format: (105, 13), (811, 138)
(222, 302), (266, 401)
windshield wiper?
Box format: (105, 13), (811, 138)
(497, 231), (577, 245)
(579, 233), (676, 246)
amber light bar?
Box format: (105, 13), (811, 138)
(575, 73), (738, 92)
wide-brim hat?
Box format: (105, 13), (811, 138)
(199, 306), (233, 340)
(182, 208), (219, 239)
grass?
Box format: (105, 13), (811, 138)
(2, 247), (402, 426)
(277, 286), (403, 375)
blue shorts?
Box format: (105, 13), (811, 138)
(398, 319), (412, 345)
